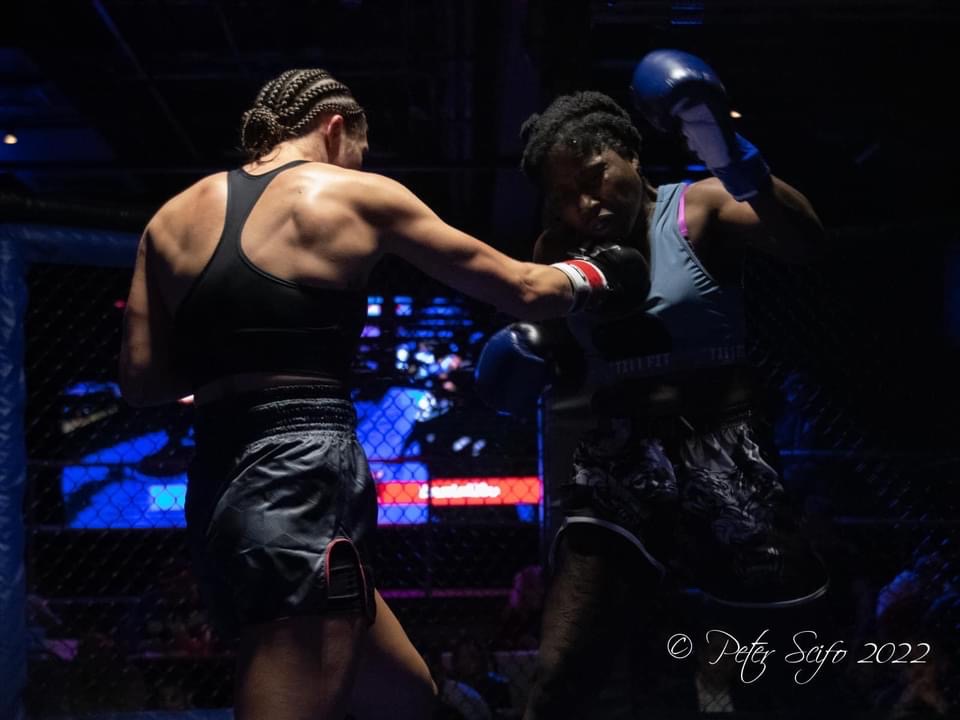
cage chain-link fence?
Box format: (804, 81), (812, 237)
(22, 227), (960, 717)
(23, 259), (541, 718)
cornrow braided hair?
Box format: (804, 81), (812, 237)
(240, 68), (367, 160)
(519, 91), (642, 186)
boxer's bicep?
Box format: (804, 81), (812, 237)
(391, 212), (556, 316)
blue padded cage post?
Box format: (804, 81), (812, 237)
(0, 222), (138, 720)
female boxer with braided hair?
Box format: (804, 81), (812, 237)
(120, 68), (645, 719)
(476, 52), (830, 718)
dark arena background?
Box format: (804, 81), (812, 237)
(1, 1), (959, 719)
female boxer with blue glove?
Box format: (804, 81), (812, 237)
(477, 49), (829, 719)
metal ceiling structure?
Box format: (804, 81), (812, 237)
(1, 0), (958, 247)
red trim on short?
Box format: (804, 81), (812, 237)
(324, 537), (352, 589)
(324, 537), (375, 624)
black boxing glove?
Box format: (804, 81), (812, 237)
(551, 243), (650, 313)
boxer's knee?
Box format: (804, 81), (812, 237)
(524, 525), (660, 719)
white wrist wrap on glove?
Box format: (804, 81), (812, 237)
(550, 259), (608, 313)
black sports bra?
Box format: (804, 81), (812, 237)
(173, 161), (366, 389)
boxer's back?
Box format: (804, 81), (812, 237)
(147, 160), (380, 318)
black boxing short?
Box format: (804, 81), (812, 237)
(558, 408), (829, 608)
(186, 386), (377, 638)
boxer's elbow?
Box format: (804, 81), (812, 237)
(119, 357), (187, 407)
(782, 219), (828, 264)
(746, 178), (827, 263)
(119, 349), (145, 406)
(801, 227), (830, 263)
(119, 374), (150, 407)
(119, 365), (158, 407)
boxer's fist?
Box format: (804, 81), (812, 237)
(630, 48), (727, 134)
(631, 49), (772, 200)
(475, 322), (582, 415)
(553, 243), (650, 313)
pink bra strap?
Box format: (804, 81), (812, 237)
(678, 183), (690, 238)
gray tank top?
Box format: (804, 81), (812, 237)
(646, 182), (746, 350)
(568, 182), (747, 385)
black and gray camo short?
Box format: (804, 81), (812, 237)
(559, 410), (829, 607)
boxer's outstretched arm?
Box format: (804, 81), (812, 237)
(353, 173), (577, 320)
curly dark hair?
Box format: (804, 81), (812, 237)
(240, 68), (367, 160)
(520, 91), (642, 184)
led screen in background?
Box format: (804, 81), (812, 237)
(57, 296), (539, 529)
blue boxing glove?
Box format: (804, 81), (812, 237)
(631, 49), (772, 200)
(474, 322), (582, 415)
